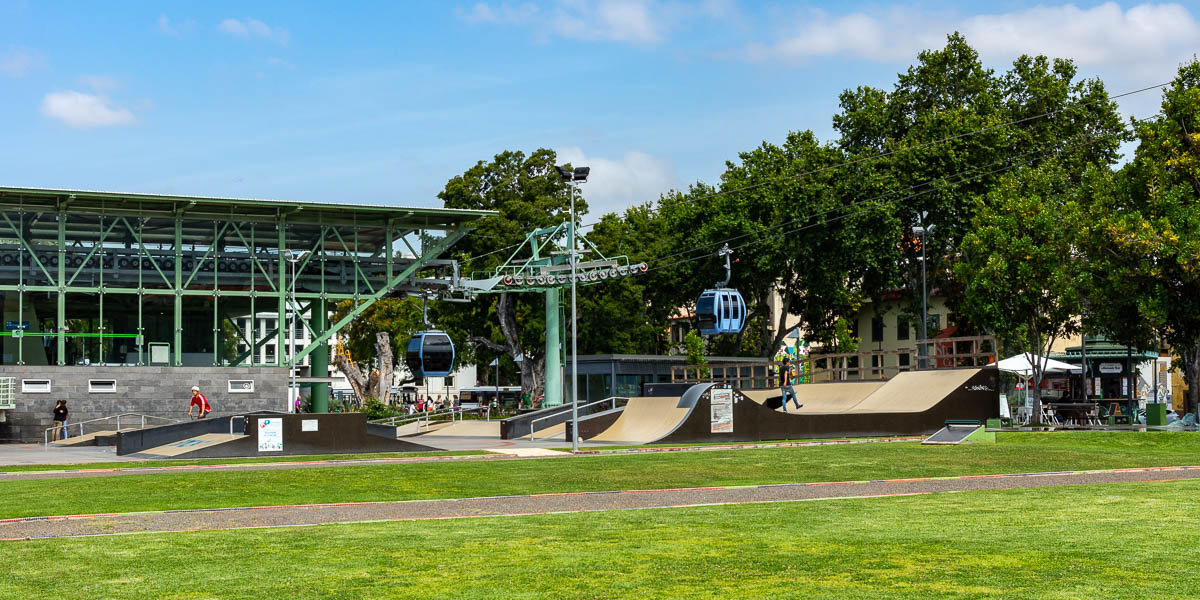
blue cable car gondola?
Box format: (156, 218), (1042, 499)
(405, 330), (455, 378)
(697, 244), (746, 336)
(405, 294), (456, 378)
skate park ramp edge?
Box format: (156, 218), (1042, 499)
(588, 368), (999, 444)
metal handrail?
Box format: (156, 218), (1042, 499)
(530, 397), (627, 441)
(44, 413), (178, 445)
(374, 408), (463, 432)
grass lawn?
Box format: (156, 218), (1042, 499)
(0, 431), (1197, 519)
(0, 450), (487, 473)
(2, 478), (1196, 599)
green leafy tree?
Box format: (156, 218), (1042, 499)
(1078, 58), (1200, 413)
(956, 162), (1083, 421)
(833, 33), (1125, 332)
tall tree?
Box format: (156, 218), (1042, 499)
(1079, 59), (1200, 413)
(833, 33), (1126, 334)
(956, 161), (1083, 422)
(716, 130), (901, 356)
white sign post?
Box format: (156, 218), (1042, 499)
(258, 417), (284, 452)
(710, 388), (734, 434)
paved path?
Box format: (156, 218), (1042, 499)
(3, 466), (1197, 540)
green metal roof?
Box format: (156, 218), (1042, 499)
(0, 186), (496, 228)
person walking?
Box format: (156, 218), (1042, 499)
(187, 386), (211, 419)
(779, 357), (802, 412)
(52, 400), (69, 441)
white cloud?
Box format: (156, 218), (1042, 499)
(219, 18), (290, 45)
(1, 48), (44, 78)
(40, 91), (137, 129)
(745, 3), (1199, 77)
(266, 57), (296, 70)
(556, 146), (680, 216)
(462, 0), (670, 44)
(461, 2), (539, 24)
(78, 75), (120, 92)
(158, 14), (179, 36)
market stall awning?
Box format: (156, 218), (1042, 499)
(997, 353), (1081, 378)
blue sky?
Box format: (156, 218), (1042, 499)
(1, 1), (1197, 217)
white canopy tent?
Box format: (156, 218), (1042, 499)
(998, 353), (1081, 422)
(997, 353), (1081, 377)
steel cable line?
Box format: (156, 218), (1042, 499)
(462, 80), (1163, 264)
(640, 127), (1122, 269)
(642, 128), (1122, 276)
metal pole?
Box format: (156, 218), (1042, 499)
(919, 229), (928, 370)
(290, 255), (297, 413)
(570, 181), (580, 452)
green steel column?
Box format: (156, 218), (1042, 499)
(56, 210), (65, 365)
(277, 218), (286, 367)
(310, 298), (329, 413)
(173, 218), (182, 366)
(544, 288), (561, 407)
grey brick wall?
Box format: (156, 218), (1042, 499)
(0, 366), (288, 442)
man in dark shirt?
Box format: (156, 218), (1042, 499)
(52, 400), (69, 440)
(779, 357), (802, 412)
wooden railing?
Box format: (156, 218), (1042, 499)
(671, 335), (997, 388)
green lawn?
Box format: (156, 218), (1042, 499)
(0, 450), (487, 473)
(1, 431), (1197, 519)
(2, 478), (1196, 599)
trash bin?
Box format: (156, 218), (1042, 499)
(1145, 403), (1167, 426)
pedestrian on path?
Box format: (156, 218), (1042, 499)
(188, 386), (211, 419)
(779, 357), (802, 412)
(51, 400), (68, 441)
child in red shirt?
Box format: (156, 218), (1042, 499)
(188, 386), (211, 418)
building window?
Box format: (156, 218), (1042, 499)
(896, 319), (910, 341)
(22, 379), (51, 393)
(265, 344), (276, 363)
(229, 380), (255, 393)
(871, 317), (884, 342)
(899, 353), (911, 368)
(265, 319), (277, 333)
(928, 314), (941, 332)
(88, 379), (117, 393)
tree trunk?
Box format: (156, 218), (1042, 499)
(1183, 346), (1200, 417)
(1029, 323), (1044, 425)
(375, 332), (393, 401)
(471, 292), (547, 405)
(766, 284), (794, 358)
(335, 353), (370, 402)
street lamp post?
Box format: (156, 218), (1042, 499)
(555, 164), (589, 452)
(287, 251), (309, 412)
(913, 215), (930, 370)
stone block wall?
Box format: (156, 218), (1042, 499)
(0, 366), (288, 442)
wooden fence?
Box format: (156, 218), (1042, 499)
(670, 335), (997, 389)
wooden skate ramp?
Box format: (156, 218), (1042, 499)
(129, 433), (245, 459)
(413, 420), (501, 438)
(847, 369), (982, 413)
(741, 381), (885, 413)
(586, 397), (692, 444)
(660, 368), (999, 443)
(586, 369), (1000, 444)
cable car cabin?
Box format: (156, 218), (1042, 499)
(405, 331), (456, 378)
(696, 289), (746, 335)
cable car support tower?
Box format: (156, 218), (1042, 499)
(458, 222), (647, 407)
